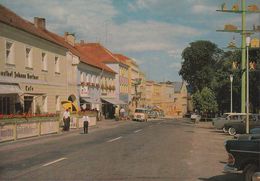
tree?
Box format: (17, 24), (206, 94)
(179, 40), (223, 93)
(192, 87), (218, 117)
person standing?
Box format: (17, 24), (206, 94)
(120, 107), (125, 120)
(83, 115), (90, 134)
(63, 109), (70, 131)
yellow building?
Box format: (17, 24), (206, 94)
(0, 5), (77, 114)
(139, 71), (146, 107)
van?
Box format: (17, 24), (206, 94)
(133, 108), (148, 122)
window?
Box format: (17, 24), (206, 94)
(42, 52), (47, 71)
(54, 56), (60, 73)
(86, 74), (90, 82)
(56, 96), (60, 111)
(80, 72), (85, 82)
(6, 41), (14, 64)
(0, 96), (12, 115)
(42, 96), (47, 113)
(26, 47), (32, 68)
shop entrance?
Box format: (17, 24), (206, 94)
(24, 96), (33, 113)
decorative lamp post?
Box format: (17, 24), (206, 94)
(230, 74), (233, 113)
(246, 36), (250, 134)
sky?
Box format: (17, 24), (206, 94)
(1, 0), (259, 82)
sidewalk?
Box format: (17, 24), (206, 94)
(0, 119), (131, 151)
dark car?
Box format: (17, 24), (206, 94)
(224, 134), (260, 181)
(224, 115), (260, 136)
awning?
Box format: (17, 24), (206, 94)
(81, 97), (101, 104)
(101, 98), (126, 105)
(0, 84), (23, 94)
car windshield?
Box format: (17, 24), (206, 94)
(135, 109), (146, 113)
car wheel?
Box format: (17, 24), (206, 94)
(244, 164), (258, 181)
(222, 127), (228, 133)
(228, 127), (237, 136)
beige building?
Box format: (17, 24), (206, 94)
(172, 82), (188, 117)
(0, 5), (77, 115)
(159, 82), (175, 116)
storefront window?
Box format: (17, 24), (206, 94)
(0, 96), (11, 115)
(24, 96), (33, 113)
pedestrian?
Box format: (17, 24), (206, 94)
(63, 108), (70, 131)
(83, 115), (90, 134)
(120, 107), (125, 120)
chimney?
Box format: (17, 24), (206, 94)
(34, 17), (46, 29)
(64, 32), (75, 46)
(80, 40), (85, 45)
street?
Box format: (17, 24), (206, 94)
(0, 119), (243, 181)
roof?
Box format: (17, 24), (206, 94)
(172, 82), (184, 93)
(75, 43), (116, 74)
(34, 27), (115, 74)
(0, 5), (65, 48)
(113, 54), (130, 67)
(76, 43), (120, 64)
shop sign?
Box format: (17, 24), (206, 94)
(80, 86), (89, 97)
(25, 85), (34, 92)
(0, 70), (39, 80)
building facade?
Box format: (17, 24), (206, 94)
(0, 6), (74, 115)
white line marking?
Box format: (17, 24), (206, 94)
(42, 157), (67, 167)
(107, 136), (122, 143)
(134, 129), (142, 133)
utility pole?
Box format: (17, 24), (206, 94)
(217, 0), (259, 113)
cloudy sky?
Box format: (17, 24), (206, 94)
(1, 0), (259, 81)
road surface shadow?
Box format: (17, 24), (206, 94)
(198, 173), (243, 181)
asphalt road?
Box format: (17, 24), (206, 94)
(0, 119), (243, 181)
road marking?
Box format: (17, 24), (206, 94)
(134, 129), (142, 133)
(42, 157), (67, 167)
(107, 136), (122, 143)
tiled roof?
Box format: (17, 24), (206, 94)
(0, 5), (114, 74)
(113, 54), (130, 67)
(0, 5), (65, 48)
(75, 43), (116, 74)
(76, 43), (120, 63)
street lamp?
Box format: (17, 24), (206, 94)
(230, 74), (233, 113)
(246, 36), (250, 134)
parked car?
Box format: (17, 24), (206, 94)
(251, 127), (260, 134)
(224, 134), (260, 181)
(253, 172), (260, 181)
(133, 108), (148, 122)
(147, 110), (157, 119)
(224, 115), (260, 136)
(212, 113), (246, 132)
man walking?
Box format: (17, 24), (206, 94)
(63, 109), (70, 131)
(83, 115), (90, 134)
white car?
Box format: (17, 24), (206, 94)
(133, 108), (148, 122)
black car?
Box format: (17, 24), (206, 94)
(224, 134), (260, 181)
(224, 115), (260, 136)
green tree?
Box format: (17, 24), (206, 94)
(179, 40), (223, 93)
(192, 87), (218, 116)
